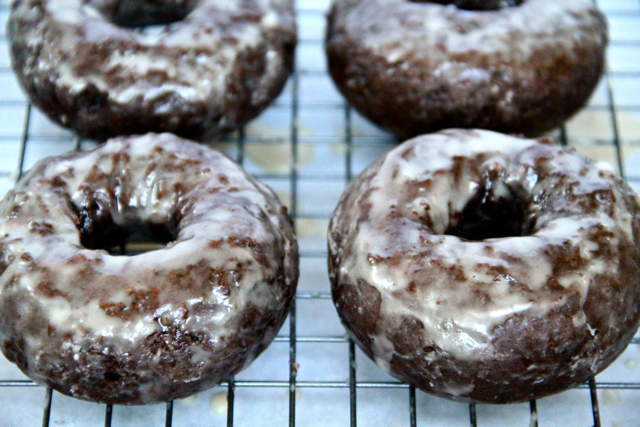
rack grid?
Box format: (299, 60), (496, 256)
(1, 0), (640, 426)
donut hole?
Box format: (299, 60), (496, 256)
(97, 0), (196, 29)
(104, 371), (122, 382)
(121, 222), (177, 254)
(408, 0), (524, 10)
(73, 204), (177, 254)
(445, 181), (529, 241)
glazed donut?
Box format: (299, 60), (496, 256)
(328, 129), (640, 403)
(326, 0), (607, 138)
(8, 0), (296, 141)
(0, 133), (298, 404)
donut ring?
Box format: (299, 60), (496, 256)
(8, 0), (296, 141)
(328, 129), (640, 403)
(0, 134), (298, 404)
(326, 0), (607, 138)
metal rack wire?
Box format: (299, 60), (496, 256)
(1, 0), (640, 426)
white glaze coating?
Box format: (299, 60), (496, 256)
(350, 0), (605, 66)
(15, 0), (290, 102)
(8, 0), (296, 139)
(342, 130), (631, 359)
(0, 133), (298, 404)
(326, 0), (608, 137)
(328, 129), (640, 403)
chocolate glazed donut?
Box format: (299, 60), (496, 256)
(8, 0), (296, 141)
(328, 129), (640, 403)
(0, 133), (298, 404)
(326, 0), (607, 139)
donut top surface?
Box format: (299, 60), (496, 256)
(9, 0), (295, 105)
(326, 0), (607, 138)
(329, 129), (640, 367)
(0, 134), (298, 403)
(330, 0), (605, 66)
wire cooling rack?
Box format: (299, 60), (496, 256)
(1, 0), (640, 426)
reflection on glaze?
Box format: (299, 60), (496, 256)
(0, 133), (299, 404)
(329, 129), (640, 403)
(8, 0), (296, 139)
(326, 0), (607, 137)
